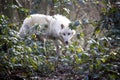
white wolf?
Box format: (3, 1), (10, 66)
(18, 14), (76, 55)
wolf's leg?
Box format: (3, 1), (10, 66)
(18, 25), (30, 38)
(43, 39), (47, 55)
(54, 40), (61, 56)
(36, 33), (47, 56)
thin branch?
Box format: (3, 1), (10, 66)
(15, 0), (22, 7)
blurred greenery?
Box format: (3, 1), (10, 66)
(0, 0), (120, 80)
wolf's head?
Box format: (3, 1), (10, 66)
(59, 24), (76, 45)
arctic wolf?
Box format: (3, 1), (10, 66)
(18, 14), (76, 55)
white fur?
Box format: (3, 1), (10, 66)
(18, 14), (52, 37)
(18, 14), (76, 55)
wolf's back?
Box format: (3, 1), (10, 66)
(18, 14), (51, 38)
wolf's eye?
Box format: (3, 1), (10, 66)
(63, 33), (65, 36)
(68, 33), (70, 35)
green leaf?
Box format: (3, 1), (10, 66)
(101, 58), (106, 63)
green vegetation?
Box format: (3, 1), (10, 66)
(0, 0), (120, 80)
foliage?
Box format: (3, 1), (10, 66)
(101, 3), (120, 48)
(0, 0), (120, 80)
(0, 14), (120, 80)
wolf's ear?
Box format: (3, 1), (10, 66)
(61, 24), (64, 29)
(72, 30), (76, 35)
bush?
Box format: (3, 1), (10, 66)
(0, 0), (120, 79)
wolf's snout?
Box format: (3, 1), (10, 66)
(65, 41), (69, 45)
